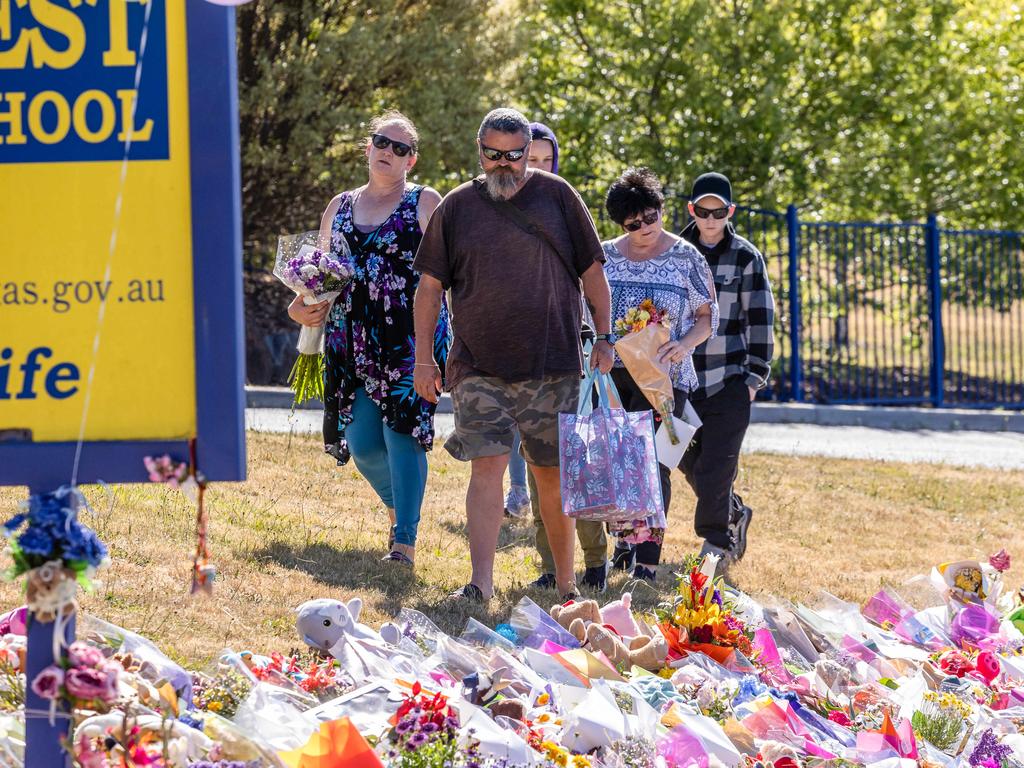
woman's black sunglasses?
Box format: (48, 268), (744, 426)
(371, 133), (414, 157)
(693, 204), (730, 220)
(623, 210), (660, 232)
(480, 144), (528, 162)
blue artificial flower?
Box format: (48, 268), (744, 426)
(62, 525), (108, 568)
(2, 513), (26, 536)
(17, 525), (54, 557)
(29, 496), (73, 533)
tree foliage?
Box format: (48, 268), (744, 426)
(236, 0), (516, 267)
(514, 0), (1023, 229)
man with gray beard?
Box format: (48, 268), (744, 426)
(412, 108), (614, 602)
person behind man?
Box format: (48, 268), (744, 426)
(509, 121), (610, 594)
(602, 167), (717, 583)
(679, 172), (775, 569)
(412, 108), (614, 602)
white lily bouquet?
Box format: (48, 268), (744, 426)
(274, 231), (355, 404)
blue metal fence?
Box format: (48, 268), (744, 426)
(634, 199), (1024, 409)
(750, 209), (1022, 408)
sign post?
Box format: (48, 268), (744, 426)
(0, 1), (246, 764)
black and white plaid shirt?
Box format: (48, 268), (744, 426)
(681, 221), (775, 400)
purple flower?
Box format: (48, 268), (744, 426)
(406, 730), (429, 750)
(65, 665), (118, 703)
(395, 716), (416, 735)
(68, 641), (104, 669)
(31, 665), (64, 700)
(969, 729), (1013, 767)
(420, 721), (439, 734)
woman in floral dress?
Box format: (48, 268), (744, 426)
(601, 167), (717, 583)
(288, 111), (450, 567)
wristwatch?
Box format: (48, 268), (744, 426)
(595, 333), (615, 345)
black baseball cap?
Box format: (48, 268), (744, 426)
(691, 172), (732, 206)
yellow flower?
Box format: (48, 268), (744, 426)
(208, 700), (222, 712)
(571, 756), (592, 767)
(537, 692), (550, 705)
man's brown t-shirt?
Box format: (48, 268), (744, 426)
(414, 170), (604, 389)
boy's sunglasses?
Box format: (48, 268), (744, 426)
(623, 210), (660, 232)
(371, 133), (414, 157)
(693, 204), (730, 220)
(480, 144), (528, 162)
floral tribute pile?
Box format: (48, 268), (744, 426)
(4, 544), (1024, 768)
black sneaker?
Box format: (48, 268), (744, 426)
(529, 573), (557, 590)
(611, 543), (634, 571)
(581, 564), (607, 593)
(632, 564), (656, 584)
(449, 583), (486, 602)
(728, 496), (753, 561)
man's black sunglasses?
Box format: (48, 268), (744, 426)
(693, 204), (730, 220)
(623, 210), (660, 232)
(371, 133), (415, 157)
(480, 144), (528, 162)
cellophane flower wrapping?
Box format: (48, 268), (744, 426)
(274, 231), (355, 404)
(614, 310), (679, 445)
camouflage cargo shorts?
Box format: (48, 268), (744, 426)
(445, 374), (580, 467)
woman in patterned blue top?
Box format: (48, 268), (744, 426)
(602, 167), (718, 583)
(288, 111), (451, 568)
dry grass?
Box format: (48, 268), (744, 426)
(2, 431), (1023, 668)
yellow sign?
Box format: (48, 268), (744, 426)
(0, 0), (196, 442)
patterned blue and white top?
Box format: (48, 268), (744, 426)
(602, 238), (719, 392)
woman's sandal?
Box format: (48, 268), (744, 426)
(381, 550), (413, 567)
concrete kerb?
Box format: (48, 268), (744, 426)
(245, 386), (1024, 432)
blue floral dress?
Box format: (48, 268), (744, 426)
(323, 185), (450, 463)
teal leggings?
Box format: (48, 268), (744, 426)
(345, 389), (427, 547)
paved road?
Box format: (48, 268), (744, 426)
(246, 409), (1024, 470)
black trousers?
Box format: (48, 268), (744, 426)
(609, 367), (687, 566)
(680, 376), (752, 549)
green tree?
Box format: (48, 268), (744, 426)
(237, 0), (516, 268)
(515, 0), (1023, 231)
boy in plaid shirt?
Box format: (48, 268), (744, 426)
(679, 172), (775, 570)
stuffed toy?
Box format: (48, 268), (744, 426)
(549, 599), (601, 633)
(295, 598), (399, 654)
(490, 698), (528, 722)
(580, 622), (667, 672)
(0, 607), (27, 637)
(600, 593), (641, 638)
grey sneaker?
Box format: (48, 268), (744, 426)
(504, 485), (531, 518)
(728, 496), (753, 561)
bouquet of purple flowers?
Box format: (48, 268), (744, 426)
(275, 231), (354, 403)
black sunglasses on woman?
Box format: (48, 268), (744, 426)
(371, 133), (415, 157)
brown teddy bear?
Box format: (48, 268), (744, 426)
(549, 599), (601, 634)
(582, 622), (668, 672)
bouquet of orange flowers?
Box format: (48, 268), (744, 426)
(613, 299), (679, 443)
(655, 554), (754, 665)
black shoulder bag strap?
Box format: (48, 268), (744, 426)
(472, 179), (581, 287)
